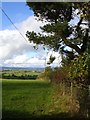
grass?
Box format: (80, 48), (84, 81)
(2, 79), (73, 120)
(2, 79), (55, 119)
(2, 71), (89, 119)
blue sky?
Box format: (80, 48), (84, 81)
(0, 2), (61, 67)
(2, 2), (33, 30)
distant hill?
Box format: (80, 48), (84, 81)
(0, 66), (44, 71)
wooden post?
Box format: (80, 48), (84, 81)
(71, 82), (73, 98)
(86, 85), (90, 118)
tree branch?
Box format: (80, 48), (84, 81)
(63, 38), (82, 55)
(76, 17), (83, 31)
(81, 29), (89, 52)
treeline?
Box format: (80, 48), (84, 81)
(1, 73), (38, 80)
(1, 70), (39, 80)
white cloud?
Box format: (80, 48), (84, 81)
(3, 51), (61, 68)
(0, 29), (33, 60)
(0, 16), (61, 68)
(4, 54), (28, 64)
(3, 54), (45, 68)
(19, 16), (45, 34)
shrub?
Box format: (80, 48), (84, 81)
(39, 67), (53, 81)
(40, 66), (68, 84)
(68, 53), (89, 85)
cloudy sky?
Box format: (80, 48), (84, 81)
(0, 2), (61, 68)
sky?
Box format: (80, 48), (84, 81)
(2, 2), (33, 30)
(0, 2), (61, 68)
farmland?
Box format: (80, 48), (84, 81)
(2, 79), (55, 120)
(2, 70), (71, 120)
(2, 70), (90, 119)
(0, 70), (41, 80)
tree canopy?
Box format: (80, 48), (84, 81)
(26, 2), (90, 59)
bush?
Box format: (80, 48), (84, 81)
(39, 67), (53, 81)
(68, 53), (89, 85)
(40, 66), (68, 84)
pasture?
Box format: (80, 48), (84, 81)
(2, 79), (54, 119)
(2, 70), (88, 119)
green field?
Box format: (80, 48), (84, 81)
(2, 79), (55, 119)
(2, 70), (84, 119)
(2, 79), (72, 120)
(1, 70), (41, 80)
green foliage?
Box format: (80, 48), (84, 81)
(41, 67), (68, 84)
(1, 70), (40, 80)
(26, 2), (90, 58)
(68, 53), (90, 84)
(47, 55), (56, 64)
(39, 52), (90, 117)
(40, 67), (53, 81)
(26, 2), (72, 22)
